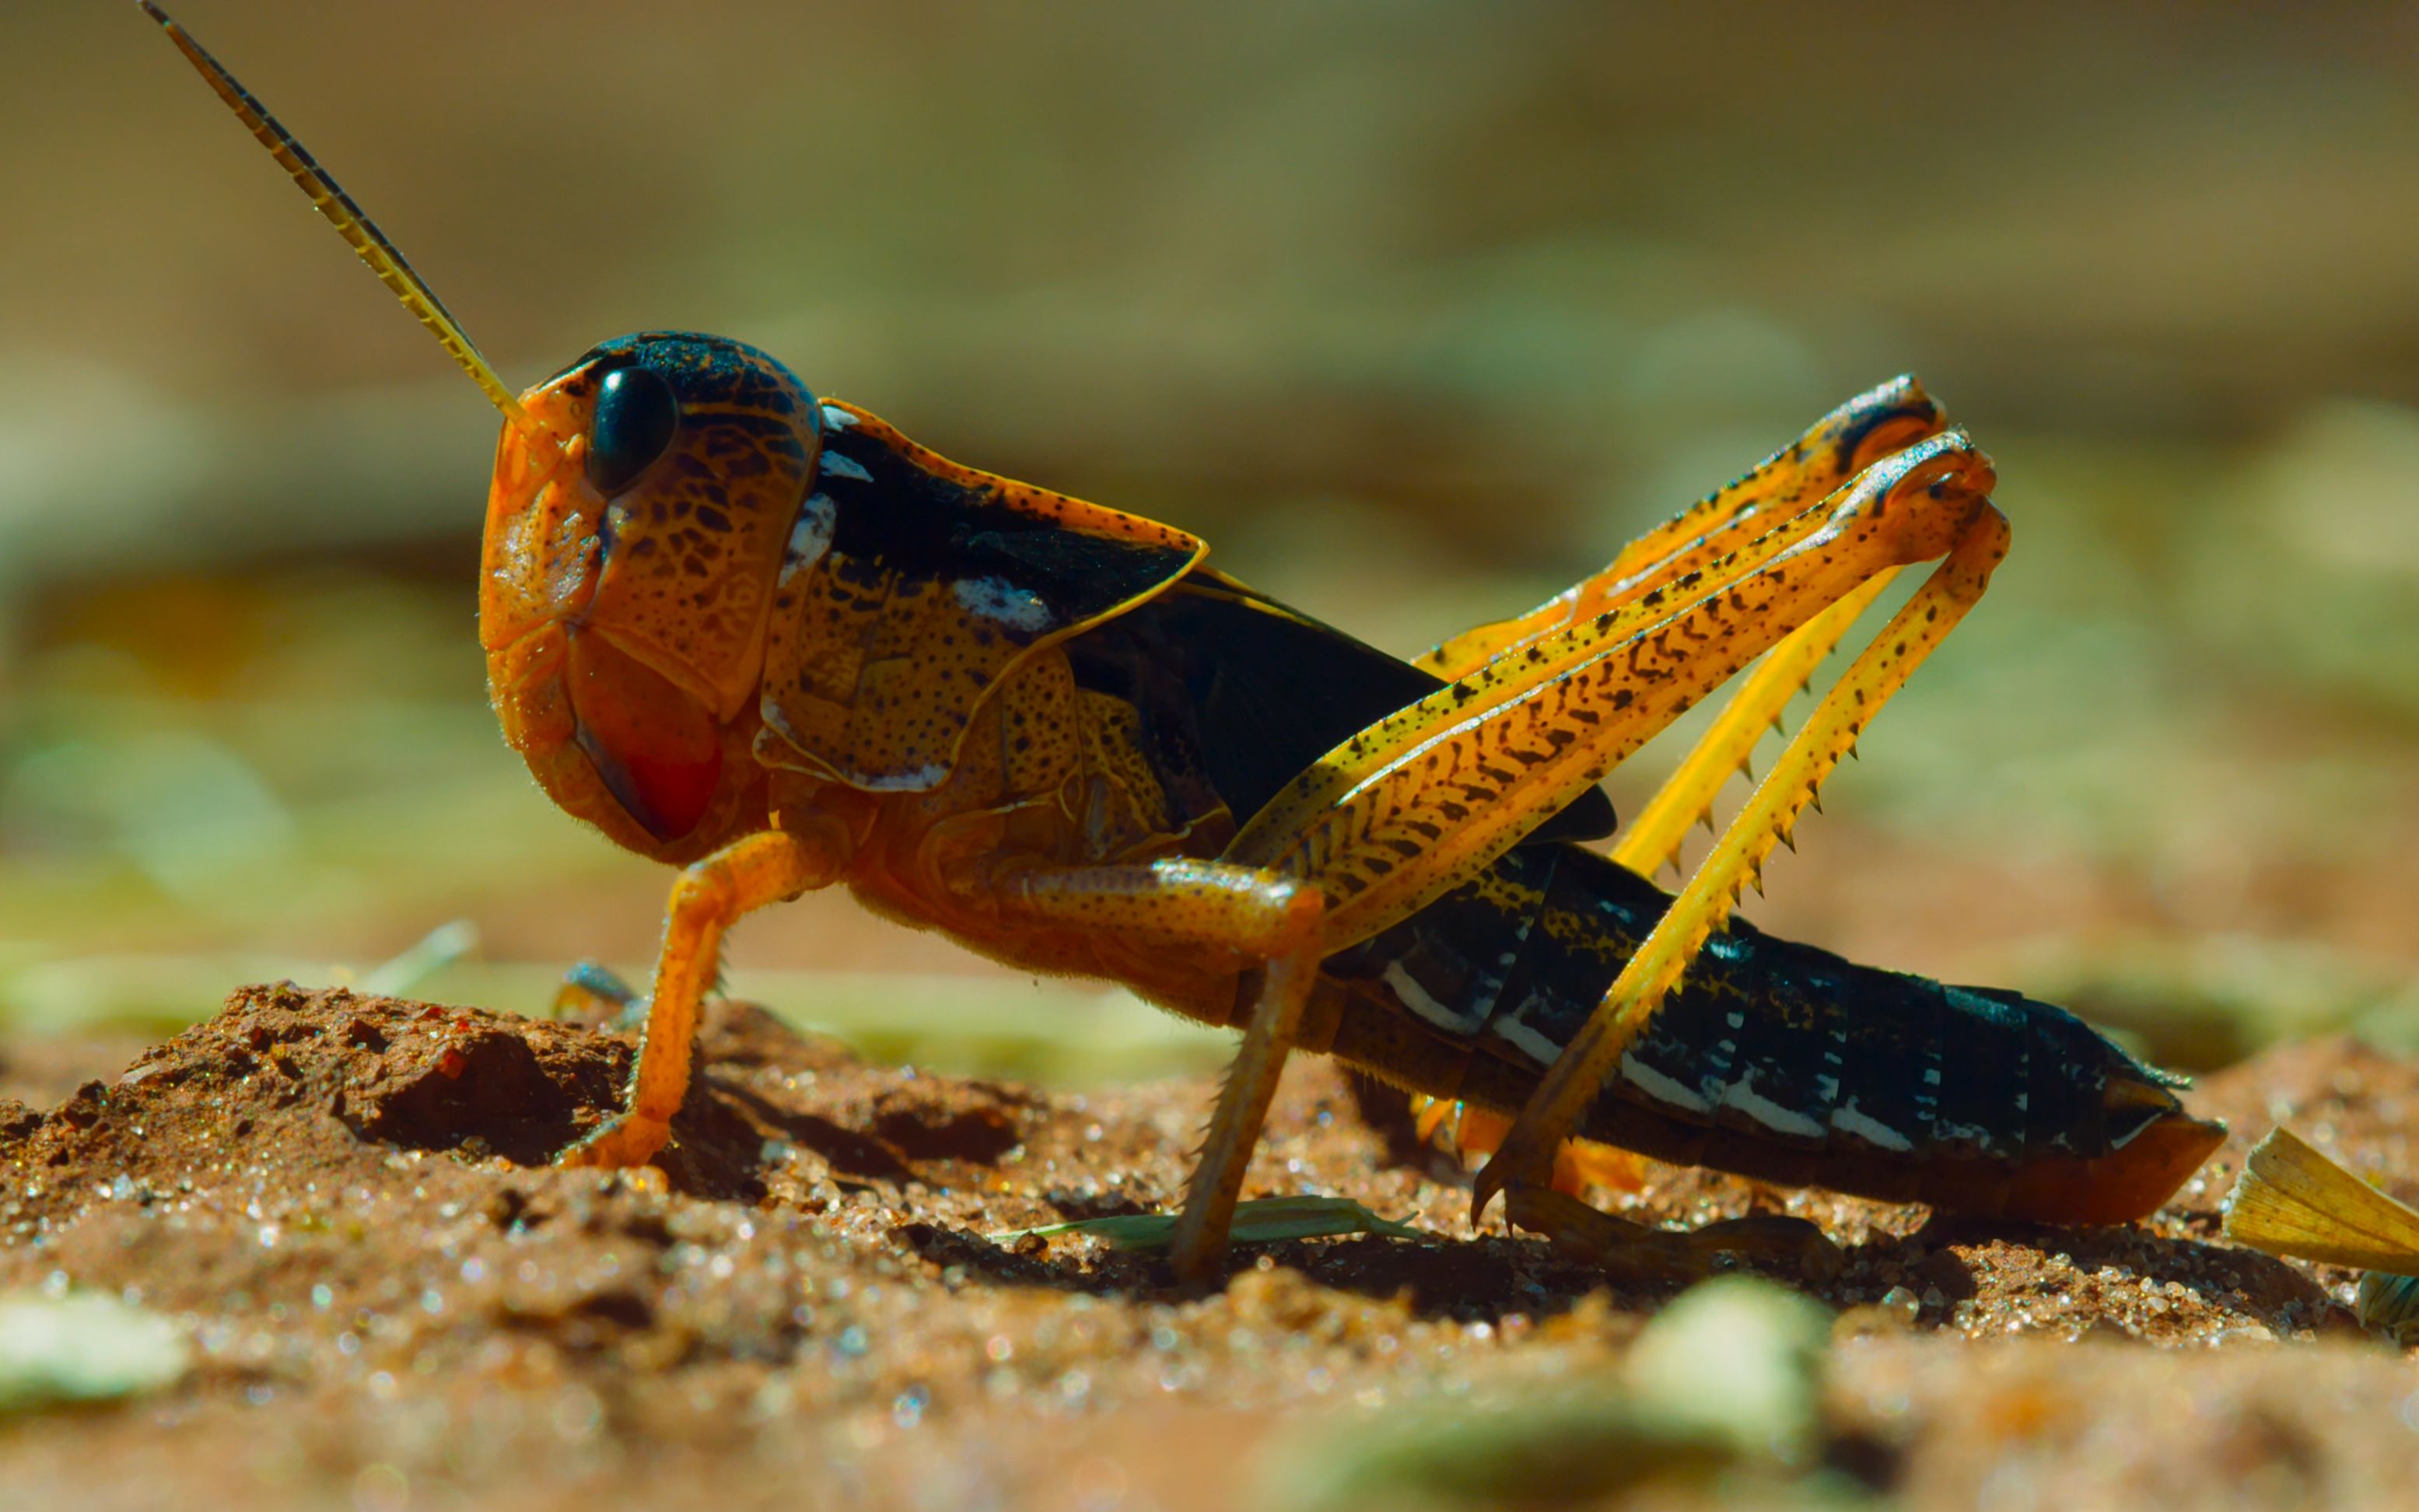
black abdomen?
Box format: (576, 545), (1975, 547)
(1322, 843), (2179, 1178)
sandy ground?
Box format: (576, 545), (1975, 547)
(5, 984), (2419, 1510)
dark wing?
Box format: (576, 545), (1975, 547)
(1066, 569), (1618, 845)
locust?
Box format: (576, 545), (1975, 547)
(145, 4), (2226, 1283)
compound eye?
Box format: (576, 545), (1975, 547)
(586, 365), (679, 495)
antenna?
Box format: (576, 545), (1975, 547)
(138, 2), (551, 442)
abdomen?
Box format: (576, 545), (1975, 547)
(1319, 844), (2224, 1223)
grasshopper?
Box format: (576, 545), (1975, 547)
(145, 5), (2225, 1282)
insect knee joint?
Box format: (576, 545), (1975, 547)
(669, 863), (740, 931)
(1248, 878), (1326, 959)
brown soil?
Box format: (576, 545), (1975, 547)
(5, 985), (2417, 1510)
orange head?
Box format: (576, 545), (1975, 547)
(146, 2), (1204, 861)
(480, 335), (823, 856)
(139, 9), (825, 859)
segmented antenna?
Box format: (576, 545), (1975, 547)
(138, 2), (547, 439)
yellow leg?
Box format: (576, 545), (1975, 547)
(1413, 1107), (1831, 1280)
(1000, 858), (1322, 957)
(1472, 503), (2014, 1223)
(1230, 432), (1998, 957)
(1420, 376), (1947, 680)
(1611, 571), (1896, 880)
(556, 824), (848, 1169)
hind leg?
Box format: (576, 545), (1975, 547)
(1413, 1101), (1836, 1281)
(1419, 376), (1948, 679)
(1507, 1188), (1843, 1285)
(1413, 1097), (1658, 1195)
(1472, 502), (2014, 1241)
(1213, 427), (2001, 1283)
(1611, 572), (1896, 880)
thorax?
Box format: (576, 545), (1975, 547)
(787, 648), (1239, 1005)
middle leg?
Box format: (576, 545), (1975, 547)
(997, 858), (1325, 1281)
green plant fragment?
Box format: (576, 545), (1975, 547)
(990, 1195), (1422, 1251)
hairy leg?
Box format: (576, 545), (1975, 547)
(1473, 502), (2012, 1229)
(556, 822), (849, 1170)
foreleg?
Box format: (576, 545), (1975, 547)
(556, 822), (849, 1169)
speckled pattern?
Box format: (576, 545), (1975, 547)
(1228, 432), (1997, 951)
(1413, 375), (1951, 681)
(2, 988), (2416, 1510)
(756, 401), (1203, 793)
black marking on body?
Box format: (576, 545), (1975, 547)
(2024, 1006), (2124, 1157)
(1329, 845), (2180, 1171)
(808, 425), (1194, 635)
(1065, 570), (1619, 843)
(1927, 986), (2028, 1159)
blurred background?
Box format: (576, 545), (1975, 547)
(5, 0), (2417, 1079)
